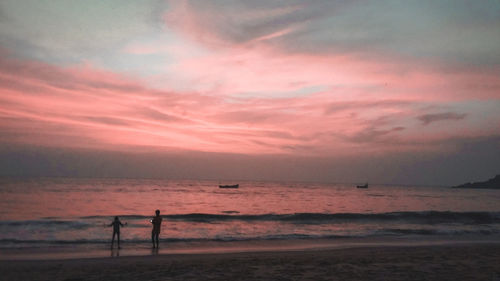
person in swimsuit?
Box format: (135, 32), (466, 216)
(151, 209), (163, 248)
(109, 216), (127, 248)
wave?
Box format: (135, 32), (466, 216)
(86, 211), (500, 224)
(1, 227), (499, 246)
(2, 211), (499, 228)
(0, 220), (92, 229)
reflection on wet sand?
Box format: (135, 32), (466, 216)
(110, 248), (120, 257)
(151, 247), (159, 255)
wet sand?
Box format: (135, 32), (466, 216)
(1, 243), (500, 281)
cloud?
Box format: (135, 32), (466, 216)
(1, 3), (500, 158)
(417, 112), (467, 126)
(147, 33), (500, 102)
(346, 126), (406, 143)
(0, 1), (499, 183)
(1, 50), (498, 157)
(323, 100), (414, 115)
(165, 0), (500, 66)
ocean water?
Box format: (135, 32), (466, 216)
(0, 177), (499, 255)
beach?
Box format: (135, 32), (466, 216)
(2, 178), (500, 249)
(1, 178), (499, 280)
(2, 243), (500, 281)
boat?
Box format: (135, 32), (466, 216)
(219, 184), (239, 189)
(356, 183), (368, 189)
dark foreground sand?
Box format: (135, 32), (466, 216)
(1, 244), (500, 281)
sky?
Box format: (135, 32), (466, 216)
(0, 0), (499, 185)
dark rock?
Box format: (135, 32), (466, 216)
(452, 174), (500, 189)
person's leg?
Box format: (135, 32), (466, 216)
(151, 231), (156, 248)
(111, 232), (116, 248)
(155, 233), (159, 247)
(117, 232), (121, 248)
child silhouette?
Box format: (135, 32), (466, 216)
(109, 216), (127, 248)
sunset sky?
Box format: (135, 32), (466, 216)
(0, 0), (499, 185)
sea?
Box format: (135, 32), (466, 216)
(1, 177), (499, 259)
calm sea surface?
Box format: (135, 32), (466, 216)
(1, 178), (499, 250)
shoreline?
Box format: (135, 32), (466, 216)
(2, 234), (500, 261)
(1, 243), (500, 281)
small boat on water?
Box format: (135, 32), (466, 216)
(219, 184), (239, 189)
(356, 183), (368, 189)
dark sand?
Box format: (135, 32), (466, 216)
(1, 244), (500, 281)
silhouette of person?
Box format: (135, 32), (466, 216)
(151, 209), (163, 248)
(109, 216), (126, 248)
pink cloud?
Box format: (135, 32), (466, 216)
(1, 35), (499, 157)
(162, 1), (500, 103)
(167, 44), (500, 102)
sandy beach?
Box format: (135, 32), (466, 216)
(1, 243), (499, 281)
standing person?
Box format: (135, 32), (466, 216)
(151, 209), (163, 248)
(109, 216), (126, 248)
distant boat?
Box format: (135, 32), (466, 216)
(219, 184), (239, 189)
(356, 183), (368, 189)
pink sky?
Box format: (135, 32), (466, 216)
(0, 1), (499, 184)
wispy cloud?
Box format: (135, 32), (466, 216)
(164, 0), (500, 66)
(0, 1), (499, 160)
(1, 50), (499, 156)
(418, 112), (467, 126)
